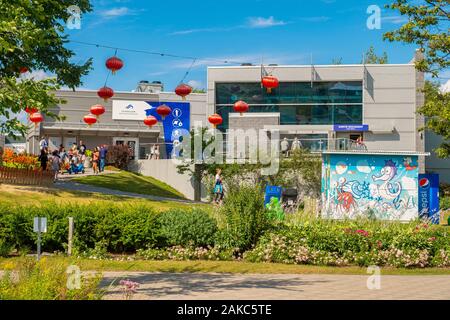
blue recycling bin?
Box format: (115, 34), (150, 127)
(264, 185), (282, 207)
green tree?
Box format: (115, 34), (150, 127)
(418, 81), (450, 158)
(0, 0), (93, 136)
(383, 0), (449, 76)
(362, 46), (389, 64)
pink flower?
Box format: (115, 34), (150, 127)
(428, 237), (436, 242)
(355, 229), (369, 237)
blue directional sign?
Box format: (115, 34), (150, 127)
(145, 101), (190, 158)
(333, 124), (369, 132)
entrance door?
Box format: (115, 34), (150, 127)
(113, 137), (139, 160)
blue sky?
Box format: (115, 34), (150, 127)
(63, 0), (443, 92)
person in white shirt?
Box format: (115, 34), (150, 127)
(291, 137), (302, 152)
(280, 138), (289, 158)
(39, 136), (48, 151)
(150, 144), (156, 160)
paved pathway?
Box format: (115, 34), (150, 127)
(54, 180), (196, 203)
(101, 272), (450, 300)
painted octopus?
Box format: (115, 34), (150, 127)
(335, 177), (357, 215)
(372, 159), (401, 201)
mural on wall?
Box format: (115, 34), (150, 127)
(321, 154), (419, 221)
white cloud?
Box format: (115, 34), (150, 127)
(20, 70), (49, 81)
(99, 7), (130, 17)
(299, 16), (330, 22)
(247, 16), (286, 28)
(440, 80), (450, 93)
(382, 15), (408, 24)
(187, 80), (203, 89)
(170, 16), (287, 35)
(169, 52), (309, 70)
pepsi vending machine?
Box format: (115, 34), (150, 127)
(418, 174), (440, 224)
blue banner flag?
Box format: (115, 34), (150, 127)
(145, 101), (190, 158)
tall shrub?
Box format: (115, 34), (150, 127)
(216, 184), (269, 251)
(156, 209), (217, 247)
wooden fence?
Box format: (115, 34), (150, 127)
(0, 166), (54, 186)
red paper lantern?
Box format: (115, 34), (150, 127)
(90, 104), (105, 118)
(144, 115), (158, 127)
(29, 113), (43, 127)
(208, 113), (223, 128)
(156, 104), (171, 120)
(25, 107), (38, 114)
(175, 83), (192, 100)
(262, 76), (279, 93)
(83, 114), (97, 126)
(233, 100), (249, 116)
(105, 56), (124, 75)
(97, 86), (114, 101)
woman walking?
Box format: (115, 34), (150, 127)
(213, 168), (224, 204)
(38, 148), (48, 171)
(92, 147), (100, 174)
(50, 150), (61, 182)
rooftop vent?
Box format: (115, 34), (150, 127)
(135, 80), (164, 93)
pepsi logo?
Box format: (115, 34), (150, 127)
(419, 178), (429, 188)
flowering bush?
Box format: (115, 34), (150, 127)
(136, 246), (236, 261)
(243, 220), (450, 268)
(1, 148), (38, 169)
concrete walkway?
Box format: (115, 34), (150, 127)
(101, 272), (450, 300)
(54, 180), (197, 203)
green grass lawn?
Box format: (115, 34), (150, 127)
(72, 171), (185, 199)
(0, 184), (211, 212)
(1, 257), (449, 275)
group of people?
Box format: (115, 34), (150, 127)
(280, 137), (304, 158)
(38, 137), (108, 182)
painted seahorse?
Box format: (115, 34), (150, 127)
(372, 159), (402, 201)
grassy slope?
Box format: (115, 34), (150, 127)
(72, 171), (185, 199)
(0, 184), (211, 212)
(1, 257), (449, 275)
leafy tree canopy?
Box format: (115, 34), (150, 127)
(0, 0), (93, 136)
(418, 81), (450, 158)
(384, 0), (449, 76)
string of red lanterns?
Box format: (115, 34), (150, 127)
(105, 56), (124, 75)
(262, 75), (279, 93)
(29, 112), (43, 127)
(233, 100), (249, 116)
(97, 86), (114, 102)
(156, 104), (171, 120)
(175, 83), (192, 100)
(208, 113), (222, 129)
(90, 104), (105, 118)
(25, 106), (38, 115)
(144, 115), (158, 128)
(83, 114), (97, 126)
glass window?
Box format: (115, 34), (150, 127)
(215, 81), (362, 105)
